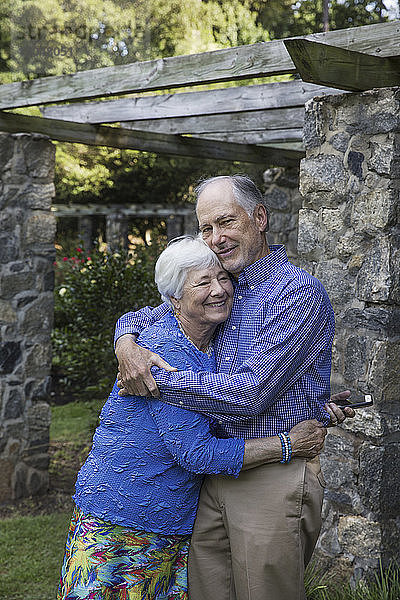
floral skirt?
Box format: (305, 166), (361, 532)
(57, 505), (190, 600)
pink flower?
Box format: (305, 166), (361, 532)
(76, 247), (83, 253)
(63, 257), (68, 262)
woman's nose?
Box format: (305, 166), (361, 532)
(210, 280), (225, 295)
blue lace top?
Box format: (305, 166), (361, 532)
(73, 311), (245, 535)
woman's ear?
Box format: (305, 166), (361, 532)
(170, 297), (180, 312)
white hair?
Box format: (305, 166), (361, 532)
(194, 174), (269, 231)
(155, 235), (221, 307)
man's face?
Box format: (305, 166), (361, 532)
(196, 180), (269, 277)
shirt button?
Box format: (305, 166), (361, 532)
(232, 326), (236, 330)
(219, 420), (223, 425)
(250, 285), (255, 290)
(225, 356), (231, 360)
(179, 401), (183, 405)
(238, 295), (243, 299)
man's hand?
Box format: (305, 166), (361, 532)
(289, 420), (327, 458)
(115, 334), (176, 397)
(325, 390), (355, 426)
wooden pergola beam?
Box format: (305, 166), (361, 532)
(41, 81), (341, 124)
(284, 39), (400, 91)
(0, 21), (398, 109)
(0, 111), (304, 165)
(52, 203), (194, 217)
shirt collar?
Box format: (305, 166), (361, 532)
(236, 245), (288, 288)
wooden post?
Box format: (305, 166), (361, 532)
(78, 216), (93, 252)
(106, 213), (129, 252)
(166, 215), (184, 241)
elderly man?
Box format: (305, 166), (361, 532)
(115, 174), (353, 600)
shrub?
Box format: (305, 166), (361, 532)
(52, 238), (166, 401)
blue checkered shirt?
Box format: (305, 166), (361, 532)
(114, 245), (334, 439)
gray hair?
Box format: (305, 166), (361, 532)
(155, 235), (221, 307)
(194, 174), (269, 231)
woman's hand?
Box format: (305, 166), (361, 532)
(289, 420), (327, 459)
(116, 334), (176, 397)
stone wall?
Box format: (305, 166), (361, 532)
(263, 166), (302, 263)
(298, 88), (400, 579)
(0, 133), (56, 501)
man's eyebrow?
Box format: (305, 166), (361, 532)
(199, 214), (236, 228)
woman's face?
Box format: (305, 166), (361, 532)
(175, 265), (233, 327)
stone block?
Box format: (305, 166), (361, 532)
(3, 387), (24, 420)
(321, 208), (344, 232)
(341, 306), (400, 336)
(300, 155), (347, 207)
(335, 230), (365, 264)
(358, 444), (387, 514)
(0, 299), (16, 323)
(0, 233), (19, 263)
(314, 259), (355, 305)
(344, 335), (367, 382)
(342, 407), (383, 438)
(351, 189), (397, 233)
(0, 341), (22, 374)
(346, 151), (364, 180)
(338, 516), (381, 559)
(27, 467), (48, 496)
(0, 134), (14, 170)
(264, 187), (290, 211)
(329, 131), (350, 153)
(356, 236), (391, 302)
(15, 291), (39, 308)
(21, 182), (55, 209)
(0, 271), (36, 298)
(297, 208), (319, 256)
(303, 99), (329, 150)
(0, 458), (14, 501)
(12, 461), (29, 499)
(25, 212), (56, 245)
(369, 139), (394, 175)
(24, 453), (50, 470)
(20, 295), (54, 339)
(19, 135), (55, 179)
(24, 343), (52, 377)
(268, 211), (294, 234)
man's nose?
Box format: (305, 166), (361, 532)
(211, 227), (224, 247)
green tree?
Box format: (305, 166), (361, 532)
(250, 0), (392, 39)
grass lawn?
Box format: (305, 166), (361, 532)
(0, 512), (71, 600)
(0, 398), (104, 600)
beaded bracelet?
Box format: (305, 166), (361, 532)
(278, 431), (292, 464)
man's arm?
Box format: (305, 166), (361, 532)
(114, 304), (174, 397)
(148, 285), (334, 417)
(114, 303), (169, 346)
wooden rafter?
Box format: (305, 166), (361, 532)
(0, 21), (398, 109)
(0, 111), (304, 165)
(284, 39), (400, 91)
(41, 81), (343, 124)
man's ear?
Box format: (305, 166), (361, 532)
(254, 204), (269, 233)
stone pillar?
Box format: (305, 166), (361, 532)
(299, 88), (400, 580)
(106, 212), (129, 252)
(263, 167), (301, 263)
(0, 133), (56, 501)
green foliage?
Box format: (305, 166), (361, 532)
(0, 512), (71, 600)
(54, 143), (264, 206)
(52, 239), (166, 399)
(305, 561), (400, 600)
(250, 0), (392, 40)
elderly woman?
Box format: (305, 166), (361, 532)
(57, 237), (327, 600)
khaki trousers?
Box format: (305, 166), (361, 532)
(188, 457), (325, 600)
